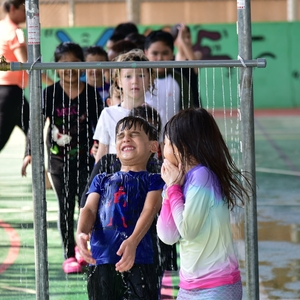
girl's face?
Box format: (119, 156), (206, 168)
(163, 136), (180, 167)
(57, 53), (82, 85)
(118, 68), (150, 103)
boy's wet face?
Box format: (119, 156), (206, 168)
(116, 124), (157, 164)
(145, 41), (174, 75)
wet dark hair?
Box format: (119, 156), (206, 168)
(129, 104), (161, 134)
(170, 24), (191, 41)
(163, 107), (251, 209)
(3, 0), (24, 12)
(114, 22), (138, 37)
(54, 42), (84, 62)
(84, 45), (108, 61)
(125, 33), (146, 50)
(116, 116), (158, 142)
(144, 30), (174, 52)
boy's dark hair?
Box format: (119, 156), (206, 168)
(3, 0), (24, 12)
(116, 116), (158, 142)
(84, 45), (108, 61)
(114, 22), (138, 37)
(144, 30), (174, 52)
(125, 33), (146, 50)
(129, 104), (161, 134)
(110, 40), (137, 57)
(108, 32), (126, 44)
(54, 42), (84, 62)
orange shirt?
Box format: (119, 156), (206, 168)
(0, 16), (28, 88)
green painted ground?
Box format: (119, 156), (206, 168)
(1, 110), (300, 299)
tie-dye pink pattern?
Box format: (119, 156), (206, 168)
(157, 165), (241, 290)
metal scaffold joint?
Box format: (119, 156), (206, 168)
(0, 56), (11, 71)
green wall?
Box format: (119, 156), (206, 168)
(38, 22), (300, 109)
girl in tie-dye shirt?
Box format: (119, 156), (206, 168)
(157, 108), (251, 300)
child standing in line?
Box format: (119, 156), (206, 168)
(84, 45), (110, 103)
(81, 49), (178, 283)
(21, 42), (103, 274)
(144, 30), (195, 129)
(76, 116), (164, 300)
(93, 48), (155, 164)
(170, 23), (202, 107)
(80, 104), (162, 208)
(157, 108), (250, 300)
(79, 105), (178, 296)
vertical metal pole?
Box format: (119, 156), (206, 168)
(25, 1), (49, 299)
(126, 0), (140, 24)
(68, 0), (75, 27)
(287, 0), (298, 21)
(237, 0), (259, 299)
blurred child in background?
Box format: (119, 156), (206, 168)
(84, 45), (110, 103)
(22, 42), (103, 274)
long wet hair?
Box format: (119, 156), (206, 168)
(163, 107), (251, 209)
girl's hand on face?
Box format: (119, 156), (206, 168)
(161, 159), (184, 187)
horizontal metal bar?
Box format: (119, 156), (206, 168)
(10, 58), (266, 71)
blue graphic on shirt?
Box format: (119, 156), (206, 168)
(88, 171), (164, 265)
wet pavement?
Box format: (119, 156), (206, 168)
(0, 111), (300, 299)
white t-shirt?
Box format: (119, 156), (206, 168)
(145, 74), (180, 129)
(93, 105), (130, 154)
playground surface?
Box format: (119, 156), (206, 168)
(0, 108), (300, 300)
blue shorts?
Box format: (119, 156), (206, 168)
(177, 280), (242, 300)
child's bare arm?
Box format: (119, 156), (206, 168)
(115, 189), (162, 272)
(76, 192), (100, 264)
(21, 155), (31, 177)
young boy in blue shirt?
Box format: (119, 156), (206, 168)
(76, 116), (164, 300)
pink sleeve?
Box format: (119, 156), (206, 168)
(156, 185), (182, 244)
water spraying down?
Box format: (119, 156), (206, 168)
(0, 39), (267, 300)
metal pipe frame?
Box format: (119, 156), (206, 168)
(25, 0), (49, 299)
(238, 0), (260, 299)
(8, 58), (267, 72)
